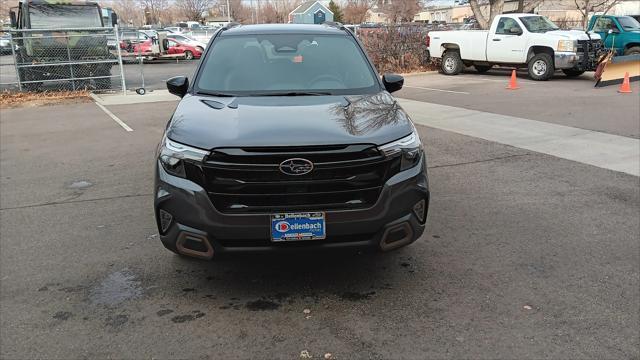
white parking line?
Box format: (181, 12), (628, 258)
(403, 85), (470, 95)
(95, 102), (133, 132)
(399, 98), (640, 176)
(463, 76), (539, 84)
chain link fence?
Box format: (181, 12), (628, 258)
(0, 27), (125, 93)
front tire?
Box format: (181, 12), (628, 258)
(184, 50), (194, 60)
(562, 69), (585, 78)
(441, 51), (463, 75)
(528, 53), (554, 81)
(474, 64), (492, 73)
(624, 46), (640, 56)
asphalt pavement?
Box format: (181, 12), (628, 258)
(1, 85), (638, 358)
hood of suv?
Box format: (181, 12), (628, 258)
(167, 92), (413, 149)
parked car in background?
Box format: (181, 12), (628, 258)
(140, 29), (158, 39)
(0, 33), (15, 54)
(164, 27), (182, 33)
(120, 30), (150, 45)
(130, 38), (202, 60)
(167, 33), (207, 50)
(429, 14), (604, 80)
(588, 15), (640, 55)
(165, 38), (203, 59)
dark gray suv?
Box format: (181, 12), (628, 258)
(155, 23), (430, 260)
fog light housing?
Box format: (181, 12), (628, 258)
(159, 209), (173, 233)
(413, 199), (426, 224)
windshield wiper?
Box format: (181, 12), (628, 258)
(196, 90), (239, 97)
(253, 91), (333, 97)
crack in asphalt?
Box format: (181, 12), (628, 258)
(0, 193), (153, 211)
(427, 153), (531, 169)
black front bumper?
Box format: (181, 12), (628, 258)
(154, 156), (430, 257)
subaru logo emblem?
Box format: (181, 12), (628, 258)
(279, 158), (314, 176)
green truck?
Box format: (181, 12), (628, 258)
(9, 0), (118, 91)
(588, 15), (640, 56)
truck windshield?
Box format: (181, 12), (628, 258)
(520, 16), (559, 33)
(196, 34), (379, 96)
(29, 4), (102, 29)
(617, 16), (640, 30)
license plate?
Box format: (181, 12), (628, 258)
(271, 212), (326, 242)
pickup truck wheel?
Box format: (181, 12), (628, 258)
(474, 65), (492, 73)
(528, 53), (554, 81)
(441, 51), (463, 75)
(624, 46), (640, 55)
(562, 69), (585, 78)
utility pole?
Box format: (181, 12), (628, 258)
(226, 0), (231, 22)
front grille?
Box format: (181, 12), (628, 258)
(194, 144), (397, 213)
(577, 39), (603, 70)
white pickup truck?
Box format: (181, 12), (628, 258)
(428, 14), (603, 80)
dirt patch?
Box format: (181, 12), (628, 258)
(0, 90), (92, 109)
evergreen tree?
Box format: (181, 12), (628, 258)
(328, 0), (344, 23)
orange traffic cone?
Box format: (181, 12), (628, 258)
(506, 69), (519, 90)
(618, 72), (632, 93)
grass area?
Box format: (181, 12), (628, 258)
(0, 90), (92, 109)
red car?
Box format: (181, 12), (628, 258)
(165, 38), (203, 60)
(124, 38), (203, 60)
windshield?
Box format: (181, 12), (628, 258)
(196, 34), (380, 96)
(29, 4), (103, 28)
(617, 16), (640, 30)
(520, 16), (559, 33)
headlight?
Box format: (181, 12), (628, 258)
(379, 128), (423, 171)
(158, 135), (209, 177)
(557, 40), (576, 53)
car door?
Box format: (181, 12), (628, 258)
(167, 40), (181, 55)
(486, 17), (528, 63)
(591, 17), (621, 53)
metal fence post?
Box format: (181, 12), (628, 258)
(113, 24), (126, 95)
(9, 31), (22, 92)
(65, 34), (76, 90)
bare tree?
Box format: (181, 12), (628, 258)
(139, 0), (170, 25)
(258, 0), (301, 23)
(228, 0), (252, 23)
(469, 0), (545, 29)
(176, 0), (213, 21)
(343, 0), (375, 24)
(102, 0), (145, 27)
(382, 0), (421, 23)
(573, 0), (619, 28)
(0, 0), (14, 27)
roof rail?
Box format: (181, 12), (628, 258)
(221, 22), (241, 31)
(322, 21), (346, 30)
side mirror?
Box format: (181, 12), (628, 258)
(167, 76), (189, 98)
(509, 27), (523, 35)
(111, 12), (118, 27)
(9, 10), (17, 28)
(382, 73), (404, 93)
